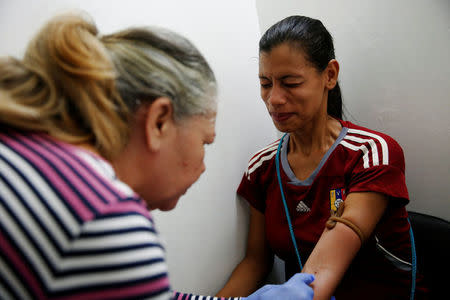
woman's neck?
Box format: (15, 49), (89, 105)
(289, 115), (341, 156)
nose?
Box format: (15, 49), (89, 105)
(266, 84), (286, 106)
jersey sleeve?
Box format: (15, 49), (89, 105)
(237, 171), (266, 213)
(237, 141), (279, 212)
(345, 132), (409, 205)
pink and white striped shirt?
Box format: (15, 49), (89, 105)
(0, 129), (240, 300)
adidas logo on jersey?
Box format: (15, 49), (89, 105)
(296, 201), (311, 213)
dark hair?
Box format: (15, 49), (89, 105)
(259, 16), (342, 119)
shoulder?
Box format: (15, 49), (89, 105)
(339, 121), (405, 170)
(244, 138), (280, 181)
(74, 148), (152, 218)
(0, 130), (150, 219)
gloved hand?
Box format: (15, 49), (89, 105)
(242, 273), (315, 300)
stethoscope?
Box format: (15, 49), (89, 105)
(275, 133), (417, 300)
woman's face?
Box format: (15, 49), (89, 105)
(148, 114), (216, 211)
(113, 98), (216, 211)
(259, 43), (329, 132)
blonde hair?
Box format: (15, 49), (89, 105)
(0, 13), (216, 160)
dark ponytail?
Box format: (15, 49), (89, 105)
(259, 15), (342, 119)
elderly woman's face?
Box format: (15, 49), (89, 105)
(150, 113), (216, 211)
(113, 99), (216, 212)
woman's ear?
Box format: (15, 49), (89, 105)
(325, 59), (340, 90)
(143, 97), (175, 151)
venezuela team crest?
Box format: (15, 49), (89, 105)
(330, 188), (345, 212)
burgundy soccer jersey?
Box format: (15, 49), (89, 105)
(237, 120), (428, 299)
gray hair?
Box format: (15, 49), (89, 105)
(0, 14), (216, 159)
(101, 27), (217, 120)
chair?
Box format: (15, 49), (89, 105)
(408, 211), (450, 299)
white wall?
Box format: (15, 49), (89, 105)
(0, 0), (277, 295)
(257, 0), (450, 221)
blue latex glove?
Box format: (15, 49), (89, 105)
(242, 273), (315, 300)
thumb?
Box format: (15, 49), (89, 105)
(288, 273), (315, 285)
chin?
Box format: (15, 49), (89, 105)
(157, 197), (181, 211)
(158, 204), (177, 211)
(274, 124), (291, 133)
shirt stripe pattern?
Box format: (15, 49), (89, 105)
(0, 132), (171, 299)
(172, 293), (242, 300)
(245, 140), (279, 180)
(340, 128), (389, 169)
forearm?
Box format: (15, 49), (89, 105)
(303, 192), (388, 300)
(302, 223), (360, 300)
(216, 257), (272, 297)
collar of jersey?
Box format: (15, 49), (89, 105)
(280, 126), (349, 186)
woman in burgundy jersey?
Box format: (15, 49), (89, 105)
(217, 16), (428, 300)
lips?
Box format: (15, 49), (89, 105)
(270, 112), (294, 122)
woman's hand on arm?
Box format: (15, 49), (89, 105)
(302, 192), (389, 300)
(244, 273), (315, 300)
(216, 207), (274, 297)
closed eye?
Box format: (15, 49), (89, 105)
(283, 82), (302, 88)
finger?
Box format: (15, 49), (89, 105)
(288, 273), (315, 285)
(251, 284), (273, 296)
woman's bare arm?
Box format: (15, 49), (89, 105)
(216, 207), (274, 297)
(302, 192), (389, 300)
